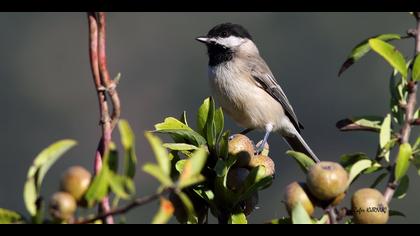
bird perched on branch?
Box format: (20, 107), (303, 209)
(196, 23), (320, 163)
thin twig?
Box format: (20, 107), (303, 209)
(87, 12), (121, 224)
(383, 13), (419, 204)
(75, 189), (172, 224)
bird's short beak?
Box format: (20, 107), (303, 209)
(196, 36), (210, 44)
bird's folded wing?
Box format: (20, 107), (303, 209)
(250, 60), (303, 132)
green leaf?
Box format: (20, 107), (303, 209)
(394, 175), (409, 199)
(84, 165), (110, 207)
(370, 173), (388, 188)
(229, 213), (247, 224)
(379, 114), (392, 162)
(412, 54), (420, 81)
(179, 111), (189, 126)
(197, 97), (210, 137)
(163, 143), (198, 151)
(143, 163), (174, 187)
(369, 39), (407, 78)
(23, 178), (37, 216)
(214, 107), (224, 141)
(24, 140), (77, 217)
(286, 150), (315, 173)
(176, 191), (197, 224)
(152, 197), (174, 224)
(214, 159), (228, 177)
(0, 208), (24, 224)
(340, 152), (370, 170)
(395, 143), (412, 181)
(348, 159), (372, 185)
(414, 136), (420, 150)
(219, 131), (230, 159)
(352, 116), (384, 131)
(338, 34), (401, 76)
(155, 117), (206, 146)
(32, 140), (77, 191)
(205, 98), (217, 150)
(108, 174), (136, 200)
(389, 210), (406, 218)
(178, 148), (208, 189)
(239, 166), (273, 202)
(291, 202), (312, 224)
(175, 160), (187, 174)
(314, 214), (329, 224)
(118, 120), (137, 179)
(145, 132), (171, 176)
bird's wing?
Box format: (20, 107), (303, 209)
(249, 57), (303, 132)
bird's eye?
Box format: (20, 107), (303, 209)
(221, 31), (228, 37)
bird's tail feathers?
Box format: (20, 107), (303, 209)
(282, 132), (320, 163)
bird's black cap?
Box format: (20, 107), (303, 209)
(207, 23), (253, 40)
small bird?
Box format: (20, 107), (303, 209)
(196, 23), (320, 163)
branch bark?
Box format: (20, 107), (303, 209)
(75, 188), (171, 224)
(87, 12), (121, 224)
(383, 13), (419, 204)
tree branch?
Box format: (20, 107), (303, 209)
(383, 13), (419, 204)
(75, 189), (172, 224)
(87, 12), (121, 224)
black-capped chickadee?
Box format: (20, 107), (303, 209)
(196, 23), (320, 163)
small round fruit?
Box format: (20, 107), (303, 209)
(228, 134), (255, 167)
(60, 166), (92, 202)
(226, 168), (250, 192)
(243, 193), (259, 216)
(284, 182), (315, 216)
(249, 155), (275, 177)
(306, 161), (348, 201)
(351, 188), (389, 224)
(49, 192), (77, 221)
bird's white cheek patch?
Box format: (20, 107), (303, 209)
(216, 36), (244, 48)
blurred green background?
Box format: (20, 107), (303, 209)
(0, 12), (418, 224)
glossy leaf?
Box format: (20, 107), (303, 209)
(84, 165), (110, 206)
(340, 152), (369, 170)
(214, 107), (224, 141)
(369, 39), (407, 78)
(286, 150), (315, 173)
(145, 132), (171, 176)
(379, 114), (392, 162)
(178, 148), (208, 189)
(338, 34), (401, 76)
(143, 163), (174, 187)
(179, 111), (189, 126)
(0, 208), (24, 224)
(108, 174), (136, 200)
(197, 97), (210, 137)
(175, 160), (187, 174)
(413, 54), (420, 81)
(239, 166), (273, 202)
(229, 213), (247, 224)
(395, 143), (412, 182)
(155, 117), (206, 146)
(291, 202), (312, 224)
(23, 178), (37, 216)
(348, 159), (372, 185)
(152, 197), (174, 224)
(118, 120), (137, 179)
(163, 143), (197, 151)
(32, 140), (77, 191)
(394, 175), (409, 199)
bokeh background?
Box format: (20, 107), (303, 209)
(0, 12), (419, 224)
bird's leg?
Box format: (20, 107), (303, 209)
(255, 124), (273, 154)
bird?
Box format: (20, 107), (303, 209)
(196, 23), (320, 163)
